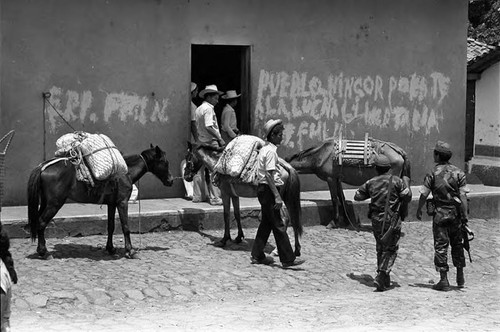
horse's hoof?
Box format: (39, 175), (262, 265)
(326, 221), (337, 229)
(294, 250), (301, 257)
(44, 253), (54, 260)
(233, 237), (244, 244)
(107, 248), (117, 255)
(213, 240), (227, 248)
(125, 250), (139, 259)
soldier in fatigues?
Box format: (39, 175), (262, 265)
(354, 155), (411, 291)
(416, 141), (469, 291)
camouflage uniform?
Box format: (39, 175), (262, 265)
(355, 173), (410, 275)
(420, 162), (468, 272)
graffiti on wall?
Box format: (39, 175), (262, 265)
(255, 70), (451, 150)
(45, 86), (170, 133)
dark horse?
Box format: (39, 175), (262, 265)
(27, 145), (174, 259)
(286, 138), (411, 229)
(184, 142), (303, 256)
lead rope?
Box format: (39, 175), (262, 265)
(137, 154), (149, 250)
(137, 179), (142, 250)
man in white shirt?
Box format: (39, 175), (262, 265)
(221, 90), (241, 143)
(193, 84), (225, 205)
(250, 119), (305, 268)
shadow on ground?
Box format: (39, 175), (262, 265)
(26, 242), (170, 261)
(347, 272), (401, 290)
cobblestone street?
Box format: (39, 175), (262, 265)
(6, 218), (500, 331)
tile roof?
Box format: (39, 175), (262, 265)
(467, 38), (497, 62)
(467, 38), (500, 72)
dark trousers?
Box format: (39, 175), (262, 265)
(251, 184), (295, 264)
(433, 218), (465, 272)
(372, 219), (401, 274)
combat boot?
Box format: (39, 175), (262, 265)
(456, 267), (465, 288)
(374, 271), (387, 291)
(433, 271), (450, 291)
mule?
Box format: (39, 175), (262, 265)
(27, 145), (174, 259)
(286, 138), (411, 229)
(184, 142), (303, 256)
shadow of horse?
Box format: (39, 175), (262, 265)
(347, 272), (401, 290)
(27, 243), (121, 261)
(197, 231), (276, 253)
(27, 242), (170, 260)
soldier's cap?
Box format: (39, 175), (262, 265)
(434, 140), (452, 154)
(374, 154), (391, 167)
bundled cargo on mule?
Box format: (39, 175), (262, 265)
(213, 135), (266, 185)
(54, 132), (128, 186)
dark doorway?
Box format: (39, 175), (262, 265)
(465, 80), (476, 162)
(191, 45), (251, 134)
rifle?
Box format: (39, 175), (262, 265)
(380, 200), (401, 244)
(461, 219), (474, 263)
(380, 176), (402, 245)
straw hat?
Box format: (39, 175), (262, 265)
(191, 82), (197, 92)
(199, 84), (224, 98)
(263, 119), (283, 139)
(222, 90), (241, 99)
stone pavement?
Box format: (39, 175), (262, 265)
(5, 218), (500, 331)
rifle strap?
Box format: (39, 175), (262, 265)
(381, 175), (394, 232)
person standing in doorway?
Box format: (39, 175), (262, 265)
(193, 84), (225, 205)
(416, 141), (469, 291)
(354, 155), (411, 291)
(180, 82), (207, 201)
(220, 90), (241, 143)
(251, 119), (305, 268)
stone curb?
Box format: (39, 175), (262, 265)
(2, 188), (499, 239)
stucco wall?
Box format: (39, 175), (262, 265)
(1, 0), (467, 205)
(475, 61), (500, 148)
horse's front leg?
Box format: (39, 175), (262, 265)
(106, 204), (117, 255)
(326, 178), (341, 229)
(214, 193), (232, 247)
(116, 201), (137, 258)
(232, 196), (244, 244)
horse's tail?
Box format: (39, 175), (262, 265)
(279, 159), (303, 237)
(27, 164), (43, 241)
(399, 153), (412, 220)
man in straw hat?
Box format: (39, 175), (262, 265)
(251, 118), (305, 268)
(220, 90), (241, 143)
(416, 141), (469, 291)
(354, 154), (411, 291)
(193, 84), (225, 205)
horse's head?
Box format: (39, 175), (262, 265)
(142, 145), (174, 186)
(183, 142), (203, 182)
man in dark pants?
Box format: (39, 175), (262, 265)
(416, 141), (469, 291)
(354, 154), (411, 291)
(250, 119), (305, 268)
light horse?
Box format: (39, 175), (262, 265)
(184, 142), (303, 257)
(286, 138), (411, 229)
(27, 145), (174, 259)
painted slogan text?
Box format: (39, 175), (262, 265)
(45, 86), (170, 133)
(255, 70), (451, 150)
